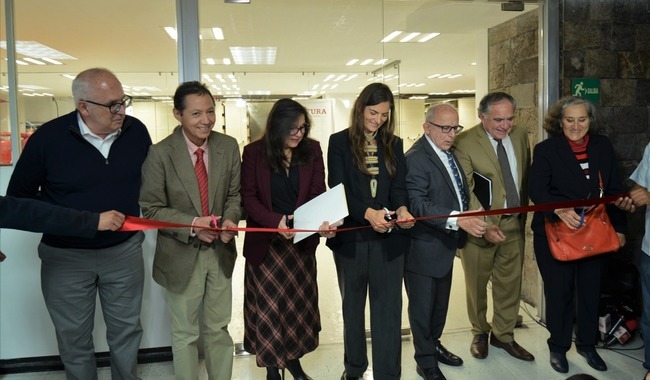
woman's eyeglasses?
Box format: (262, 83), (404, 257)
(290, 123), (310, 136)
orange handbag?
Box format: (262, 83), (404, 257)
(544, 203), (621, 261)
(544, 172), (620, 261)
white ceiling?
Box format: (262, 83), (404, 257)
(2, 0), (538, 99)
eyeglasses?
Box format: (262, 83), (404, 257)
(82, 95), (132, 114)
(290, 123), (310, 136)
(427, 121), (464, 134)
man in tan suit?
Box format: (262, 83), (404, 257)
(453, 92), (533, 362)
(140, 81), (242, 380)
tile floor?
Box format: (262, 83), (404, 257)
(1, 250), (646, 380)
(0, 325), (645, 379)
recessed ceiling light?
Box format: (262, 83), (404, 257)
(0, 41), (76, 60)
(381, 31), (402, 43)
(212, 27), (224, 40)
(230, 47), (276, 64)
(360, 59), (373, 65)
(346, 59), (359, 66)
(23, 57), (46, 65)
(41, 57), (63, 65)
(206, 58), (216, 65)
(418, 33), (440, 43)
(399, 33), (421, 43)
(374, 59), (388, 65)
(164, 27), (177, 40)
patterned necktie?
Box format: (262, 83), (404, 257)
(495, 139), (520, 212)
(444, 150), (469, 211)
(194, 148), (210, 216)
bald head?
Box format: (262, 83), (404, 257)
(423, 103), (460, 151)
(72, 68), (122, 106)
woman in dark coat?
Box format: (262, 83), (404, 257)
(529, 96), (626, 374)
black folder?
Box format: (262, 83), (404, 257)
(472, 171), (492, 210)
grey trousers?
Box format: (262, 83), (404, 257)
(38, 232), (145, 380)
(334, 240), (404, 380)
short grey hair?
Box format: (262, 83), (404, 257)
(72, 67), (116, 105)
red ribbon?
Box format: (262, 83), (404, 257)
(120, 194), (627, 233)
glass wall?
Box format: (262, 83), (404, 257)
(0, 0), (539, 359)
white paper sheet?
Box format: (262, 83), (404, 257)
(293, 183), (348, 243)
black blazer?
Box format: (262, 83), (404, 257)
(529, 134), (626, 235)
(0, 195), (98, 237)
(405, 136), (467, 278)
(326, 129), (410, 259)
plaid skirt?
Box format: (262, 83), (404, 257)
(243, 235), (321, 368)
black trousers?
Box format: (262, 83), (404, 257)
(405, 267), (453, 368)
(534, 232), (605, 353)
(334, 240), (404, 380)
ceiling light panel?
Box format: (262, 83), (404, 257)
(0, 41), (76, 61)
(230, 47), (276, 64)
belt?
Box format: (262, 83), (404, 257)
(502, 214), (518, 219)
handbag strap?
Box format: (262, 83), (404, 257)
(598, 171), (604, 198)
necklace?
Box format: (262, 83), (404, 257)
(364, 132), (379, 198)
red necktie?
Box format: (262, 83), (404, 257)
(194, 148), (209, 216)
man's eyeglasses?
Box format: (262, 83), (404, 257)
(427, 121), (464, 134)
(290, 123), (310, 136)
(82, 95), (132, 114)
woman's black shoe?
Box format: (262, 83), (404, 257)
(267, 367), (282, 380)
(286, 359), (313, 380)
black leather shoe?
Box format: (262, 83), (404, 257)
(286, 359), (313, 380)
(340, 372), (362, 380)
(549, 352), (568, 373)
(416, 366), (447, 380)
(434, 343), (463, 366)
(577, 348), (607, 371)
(470, 333), (488, 359)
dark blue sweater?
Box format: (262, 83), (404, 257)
(7, 111), (152, 249)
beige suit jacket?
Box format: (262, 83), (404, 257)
(453, 123), (530, 245)
(140, 126), (242, 293)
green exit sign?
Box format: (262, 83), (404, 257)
(572, 78), (600, 104)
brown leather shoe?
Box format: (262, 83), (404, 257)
(489, 334), (535, 361)
(470, 333), (488, 359)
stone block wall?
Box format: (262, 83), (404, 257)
(560, 0), (649, 312)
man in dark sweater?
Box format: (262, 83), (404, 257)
(7, 68), (152, 380)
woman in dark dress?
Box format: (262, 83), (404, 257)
(241, 98), (333, 380)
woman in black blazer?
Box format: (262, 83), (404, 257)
(529, 96), (626, 374)
(327, 83), (415, 380)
